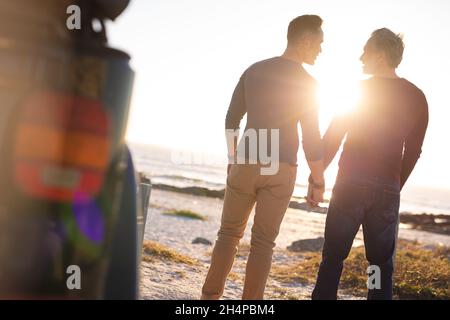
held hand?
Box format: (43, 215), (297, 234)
(306, 183), (316, 207)
(311, 185), (325, 205)
(306, 175), (325, 207)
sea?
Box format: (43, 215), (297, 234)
(129, 143), (450, 216)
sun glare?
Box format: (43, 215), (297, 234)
(317, 79), (362, 117)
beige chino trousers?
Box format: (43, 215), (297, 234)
(202, 163), (297, 300)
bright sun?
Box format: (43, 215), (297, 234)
(317, 78), (362, 118)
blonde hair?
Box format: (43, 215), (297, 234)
(369, 28), (405, 68)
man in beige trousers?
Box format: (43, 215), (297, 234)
(201, 15), (326, 300)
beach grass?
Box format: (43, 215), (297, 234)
(142, 241), (197, 265)
(271, 240), (450, 300)
(162, 209), (206, 221)
(272, 287), (300, 300)
(228, 271), (242, 282)
(236, 242), (251, 258)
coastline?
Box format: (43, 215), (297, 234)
(151, 183), (450, 235)
(140, 188), (450, 300)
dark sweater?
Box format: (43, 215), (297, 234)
(225, 56), (323, 165)
(323, 77), (429, 188)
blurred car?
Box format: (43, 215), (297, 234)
(0, 0), (149, 299)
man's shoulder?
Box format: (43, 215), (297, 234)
(362, 77), (425, 96)
(401, 78), (425, 95)
(246, 57), (310, 76)
(400, 79), (428, 111)
(241, 57), (317, 94)
(252, 56), (281, 66)
(244, 57), (283, 74)
(363, 77), (428, 110)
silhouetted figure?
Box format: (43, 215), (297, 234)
(312, 28), (429, 300)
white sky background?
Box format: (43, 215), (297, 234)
(107, 0), (450, 190)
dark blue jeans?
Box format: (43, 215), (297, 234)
(312, 175), (400, 300)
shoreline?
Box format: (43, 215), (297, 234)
(151, 183), (450, 235)
(140, 189), (449, 300)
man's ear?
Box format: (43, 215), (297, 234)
(294, 40), (304, 56)
(295, 36), (311, 57)
(377, 51), (387, 66)
(302, 36), (312, 49)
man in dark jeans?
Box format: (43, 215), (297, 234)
(311, 28), (429, 300)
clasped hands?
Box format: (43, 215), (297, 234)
(306, 174), (325, 207)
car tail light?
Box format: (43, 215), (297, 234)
(13, 91), (111, 201)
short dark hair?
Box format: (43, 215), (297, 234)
(287, 15), (323, 45)
(369, 28), (405, 68)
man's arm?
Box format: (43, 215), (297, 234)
(298, 97), (325, 206)
(400, 96), (429, 189)
(322, 115), (350, 170)
(299, 103), (324, 183)
(225, 72), (247, 165)
(304, 113), (349, 206)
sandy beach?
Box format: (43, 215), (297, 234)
(139, 189), (450, 300)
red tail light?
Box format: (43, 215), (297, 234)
(13, 92), (111, 201)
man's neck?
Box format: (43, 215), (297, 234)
(281, 47), (304, 65)
(372, 68), (399, 79)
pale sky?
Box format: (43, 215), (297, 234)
(107, 0), (450, 190)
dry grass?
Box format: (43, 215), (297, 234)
(271, 240), (450, 300)
(142, 241), (197, 265)
(236, 242), (251, 258)
(228, 271), (242, 282)
(162, 210), (206, 221)
(172, 271), (186, 279)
